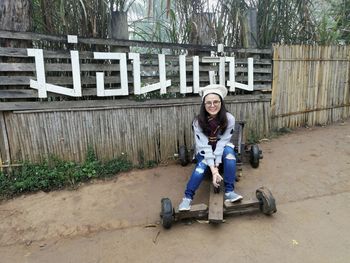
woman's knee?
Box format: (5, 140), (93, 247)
(223, 145), (236, 160)
(192, 160), (207, 177)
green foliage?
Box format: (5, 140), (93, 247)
(268, 127), (293, 140)
(99, 155), (133, 177)
(278, 127), (292, 134)
(132, 91), (181, 101)
(30, 0), (349, 47)
(328, 0), (350, 43)
(0, 171), (11, 198)
(247, 130), (260, 144)
(317, 14), (341, 44)
(32, 0), (110, 37)
(254, 0), (316, 46)
(0, 148), (134, 200)
(136, 149), (157, 169)
(247, 125), (293, 144)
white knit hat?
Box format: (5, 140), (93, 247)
(199, 84), (228, 101)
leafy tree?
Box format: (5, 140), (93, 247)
(330, 0), (350, 43)
(253, 0), (316, 46)
(317, 12), (341, 44)
(32, 0), (110, 37)
(4, 0), (348, 47)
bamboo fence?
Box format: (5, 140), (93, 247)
(271, 45), (350, 129)
(3, 33), (349, 167)
(1, 96), (271, 165)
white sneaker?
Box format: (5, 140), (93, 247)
(178, 197), (192, 211)
(225, 191), (243, 202)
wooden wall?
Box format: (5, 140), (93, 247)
(0, 30), (272, 166)
(1, 32), (349, 167)
(0, 30), (272, 100)
(0, 96), (271, 165)
(271, 45), (350, 129)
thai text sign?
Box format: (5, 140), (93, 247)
(27, 36), (254, 98)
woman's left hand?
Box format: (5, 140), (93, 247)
(212, 171), (223, 188)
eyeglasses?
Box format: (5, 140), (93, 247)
(204, 100), (221, 107)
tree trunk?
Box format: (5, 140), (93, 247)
(0, 0), (32, 49)
(110, 11), (129, 52)
(39, 0), (53, 34)
(0, 0), (31, 31)
(190, 12), (214, 56)
(242, 8), (258, 48)
(190, 12), (214, 46)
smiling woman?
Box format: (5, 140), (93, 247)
(204, 94), (222, 117)
(178, 84), (243, 211)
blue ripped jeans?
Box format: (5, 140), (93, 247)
(184, 145), (237, 199)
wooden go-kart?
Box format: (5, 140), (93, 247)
(160, 185), (277, 229)
(160, 121), (275, 229)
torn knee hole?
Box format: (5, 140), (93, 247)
(195, 168), (205, 173)
(226, 153), (235, 160)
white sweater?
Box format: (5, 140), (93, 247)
(193, 112), (235, 167)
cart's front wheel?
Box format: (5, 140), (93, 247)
(179, 145), (189, 166)
(161, 198), (174, 229)
(250, 145), (261, 168)
(256, 187), (277, 215)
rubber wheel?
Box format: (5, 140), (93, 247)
(256, 187), (277, 215)
(161, 198), (174, 229)
(179, 145), (189, 166)
(250, 145), (260, 168)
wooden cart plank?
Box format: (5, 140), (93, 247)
(208, 183), (224, 223)
(174, 203), (208, 220)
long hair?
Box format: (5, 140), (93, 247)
(197, 96), (228, 136)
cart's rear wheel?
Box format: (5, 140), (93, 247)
(161, 198), (174, 229)
(256, 187), (277, 215)
(179, 145), (189, 166)
(250, 145), (261, 168)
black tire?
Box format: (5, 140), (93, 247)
(256, 187), (277, 215)
(250, 145), (260, 168)
(179, 145), (189, 166)
(161, 198), (174, 229)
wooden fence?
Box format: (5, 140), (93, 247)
(0, 96), (271, 165)
(271, 45), (350, 129)
(0, 30), (272, 100)
(0, 30), (272, 166)
(1, 31), (350, 167)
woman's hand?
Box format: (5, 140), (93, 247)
(210, 166), (223, 188)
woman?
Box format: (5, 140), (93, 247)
(179, 84), (242, 211)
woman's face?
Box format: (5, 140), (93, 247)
(204, 93), (221, 117)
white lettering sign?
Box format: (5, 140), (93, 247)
(27, 36), (254, 98)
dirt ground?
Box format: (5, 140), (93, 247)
(1, 119), (350, 263)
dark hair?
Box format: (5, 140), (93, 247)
(197, 95), (228, 136)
